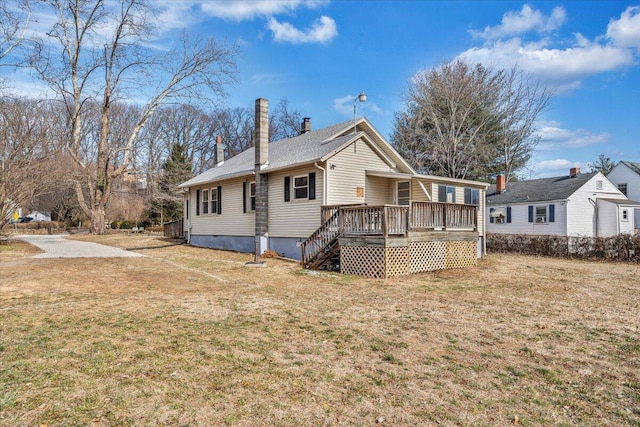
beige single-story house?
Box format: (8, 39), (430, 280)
(179, 98), (488, 277)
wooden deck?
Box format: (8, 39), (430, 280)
(301, 202), (478, 273)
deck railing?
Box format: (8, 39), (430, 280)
(411, 201), (477, 231)
(337, 202), (477, 236)
(341, 205), (408, 237)
(302, 202), (478, 268)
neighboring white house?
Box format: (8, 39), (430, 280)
(486, 168), (638, 237)
(179, 98), (488, 271)
(607, 161), (640, 230)
(26, 211), (52, 222)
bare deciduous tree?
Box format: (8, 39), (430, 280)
(0, 0), (30, 63)
(392, 60), (552, 182)
(31, 0), (237, 234)
(494, 67), (553, 182)
(0, 98), (64, 228)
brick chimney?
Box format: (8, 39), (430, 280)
(215, 135), (224, 167)
(255, 98), (269, 169)
(300, 117), (311, 134)
(570, 167), (580, 177)
(254, 98), (269, 258)
(496, 174), (506, 193)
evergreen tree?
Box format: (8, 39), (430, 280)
(151, 143), (192, 224)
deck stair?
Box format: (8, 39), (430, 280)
(301, 208), (343, 270)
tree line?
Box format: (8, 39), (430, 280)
(2, 1), (570, 233)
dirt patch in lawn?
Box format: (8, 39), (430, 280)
(1, 235), (639, 426)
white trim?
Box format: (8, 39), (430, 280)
(415, 173), (489, 189)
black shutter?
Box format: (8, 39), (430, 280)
(489, 208), (495, 224)
(242, 182), (247, 213)
(284, 176), (290, 202)
(528, 205), (533, 223)
(438, 185), (446, 202)
(196, 189), (200, 215)
(549, 204), (555, 222)
(217, 186), (222, 215)
(507, 207), (512, 223)
(309, 172), (316, 200)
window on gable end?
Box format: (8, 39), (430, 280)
(618, 183), (628, 196)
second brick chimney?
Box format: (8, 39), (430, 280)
(496, 174), (506, 193)
(215, 135), (224, 167)
(300, 117), (311, 134)
(570, 167), (580, 177)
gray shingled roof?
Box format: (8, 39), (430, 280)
(180, 119), (359, 188)
(620, 161), (640, 175)
(486, 172), (598, 205)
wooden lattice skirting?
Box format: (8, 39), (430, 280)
(341, 240), (477, 278)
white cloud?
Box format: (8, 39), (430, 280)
(536, 158), (574, 170)
(470, 4), (566, 40)
(459, 5), (638, 91)
(538, 122), (611, 148)
(607, 6), (640, 50)
(247, 73), (282, 85)
(268, 15), (337, 44)
(200, 0), (328, 21)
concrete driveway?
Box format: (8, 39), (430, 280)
(16, 234), (145, 258)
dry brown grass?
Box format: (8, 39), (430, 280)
(1, 234), (639, 426)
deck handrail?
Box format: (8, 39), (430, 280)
(301, 208), (342, 267)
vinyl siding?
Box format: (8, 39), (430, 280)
(411, 180), (431, 202)
(566, 173), (626, 236)
(365, 175), (392, 205)
(269, 166), (324, 238)
(487, 202), (567, 235)
(326, 138), (395, 205)
(607, 164), (640, 202)
(188, 178), (254, 236)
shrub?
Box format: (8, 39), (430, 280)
(487, 233), (640, 262)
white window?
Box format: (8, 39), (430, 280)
(210, 187), (218, 214)
(618, 183), (628, 196)
(202, 189), (209, 214)
(397, 181), (410, 205)
(294, 175), (308, 200)
(250, 182), (256, 211)
(536, 206), (547, 223)
(596, 180), (603, 190)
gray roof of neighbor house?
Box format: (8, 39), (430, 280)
(179, 118), (412, 188)
(619, 161), (640, 175)
(486, 172), (598, 205)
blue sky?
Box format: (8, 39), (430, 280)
(4, 1), (640, 178)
